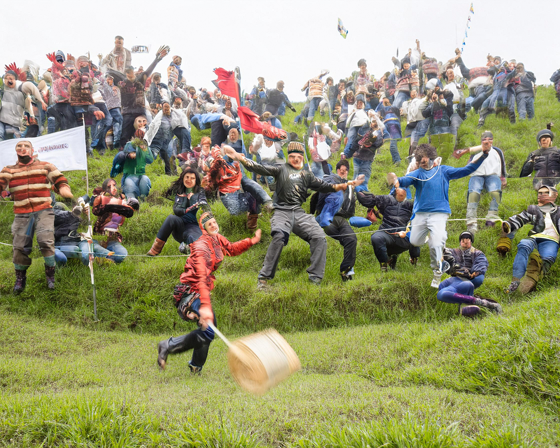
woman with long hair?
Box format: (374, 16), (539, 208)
(147, 168), (208, 256)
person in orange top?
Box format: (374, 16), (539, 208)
(157, 211), (261, 373)
(0, 140), (73, 293)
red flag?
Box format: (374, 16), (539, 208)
(237, 106), (264, 134)
(213, 68), (240, 105)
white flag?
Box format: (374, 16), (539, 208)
(0, 127), (87, 171)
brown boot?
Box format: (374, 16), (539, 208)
(147, 238), (166, 256)
(247, 213), (258, 230)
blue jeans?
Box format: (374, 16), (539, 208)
(311, 161), (331, 179)
(270, 117), (282, 129)
(122, 174), (151, 199)
(173, 126), (191, 152)
(109, 108), (123, 144)
(344, 126), (359, 156)
(393, 91), (411, 110)
(468, 175), (501, 211)
(91, 103), (112, 149)
(516, 93), (535, 120)
(411, 118), (430, 144)
(437, 277), (475, 303)
(220, 190), (257, 215)
(241, 176), (271, 210)
(353, 157), (373, 192)
(307, 97), (322, 120)
(0, 121), (22, 141)
(512, 238), (558, 279)
(449, 113), (463, 140)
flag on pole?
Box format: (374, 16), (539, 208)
(213, 68), (241, 106)
(470, 3), (474, 14)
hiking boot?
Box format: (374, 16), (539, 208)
(147, 237), (166, 256)
(460, 305), (481, 317)
(410, 257), (418, 266)
(257, 278), (269, 290)
(505, 280), (520, 294)
(518, 277), (537, 294)
(45, 265), (55, 290)
(380, 262), (388, 272)
(474, 296), (503, 314)
(247, 213), (259, 230)
(13, 269), (27, 294)
(431, 269), (443, 288)
(157, 339), (169, 370)
(388, 255), (398, 270)
(189, 362), (202, 375)
(179, 242), (191, 256)
(309, 277), (322, 286)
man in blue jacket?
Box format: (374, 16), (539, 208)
(391, 143), (490, 287)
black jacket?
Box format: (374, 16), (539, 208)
(241, 159), (336, 208)
(357, 192), (414, 232)
(172, 190), (207, 224)
(265, 89), (292, 115)
(54, 209), (82, 244)
(519, 146), (560, 180)
(506, 203), (560, 237)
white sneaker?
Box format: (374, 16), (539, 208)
(431, 270), (443, 288)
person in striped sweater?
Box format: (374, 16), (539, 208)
(0, 140), (74, 293)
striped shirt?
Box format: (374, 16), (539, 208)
(0, 158), (69, 214)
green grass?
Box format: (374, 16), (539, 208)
(1, 87), (560, 446)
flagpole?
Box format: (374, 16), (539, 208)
(82, 118), (98, 321)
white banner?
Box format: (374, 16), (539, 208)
(0, 126), (87, 172)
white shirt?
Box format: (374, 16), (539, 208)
(470, 148), (502, 177)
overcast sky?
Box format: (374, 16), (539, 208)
(1, 0), (557, 100)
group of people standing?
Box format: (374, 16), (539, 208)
(1, 36), (559, 374)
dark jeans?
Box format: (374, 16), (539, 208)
(173, 126), (192, 152)
(152, 137), (172, 175)
(92, 103), (112, 150)
(167, 320), (215, 369)
(371, 231), (420, 264)
(156, 215), (202, 245)
(47, 103), (77, 132)
(323, 216), (357, 272)
(120, 112), (144, 149)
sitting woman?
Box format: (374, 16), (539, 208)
(92, 178), (137, 263)
(156, 212), (260, 373)
(148, 168), (208, 256)
(121, 134), (154, 200)
(206, 146), (272, 230)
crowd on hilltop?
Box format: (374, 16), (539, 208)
(2, 36), (560, 373)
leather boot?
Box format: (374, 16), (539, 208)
(247, 213), (258, 230)
(147, 237), (166, 256)
(13, 269), (27, 294)
(157, 339), (169, 370)
(45, 265), (55, 290)
(509, 110), (516, 124)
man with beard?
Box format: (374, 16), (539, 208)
(0, 140), (73, 293)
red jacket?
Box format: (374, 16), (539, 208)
(179, 216), (254, 306)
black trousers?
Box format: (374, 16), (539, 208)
(371, 231), (420, 263)
(323, 216), (357, 272)
(120, 112), (144, 149)
(156, 215), (202, 245)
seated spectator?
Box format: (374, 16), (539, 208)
(121, 133), (154, 200)
(91, 179), (138, 263)
(148, 169), (208, 256)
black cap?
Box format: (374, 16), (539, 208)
(459, 231), (474, 243)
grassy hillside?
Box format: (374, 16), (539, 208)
(1, 87), (559, 447)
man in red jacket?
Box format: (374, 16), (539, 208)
(0, 140), (74, 292)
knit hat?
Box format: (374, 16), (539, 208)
(537, 129), (554, 143)
(481, 131), (493, 141)
(200, 211), (215, 228)
(459, 231), (474, 243)
(287, 142), (305, 155)
(4, 70), (17, 79)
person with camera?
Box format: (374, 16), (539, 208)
(421, 86), (453, 136)
(156, 212), (261, 373)
(437, 231), (501, 317)
(249, 77), (268, 115)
